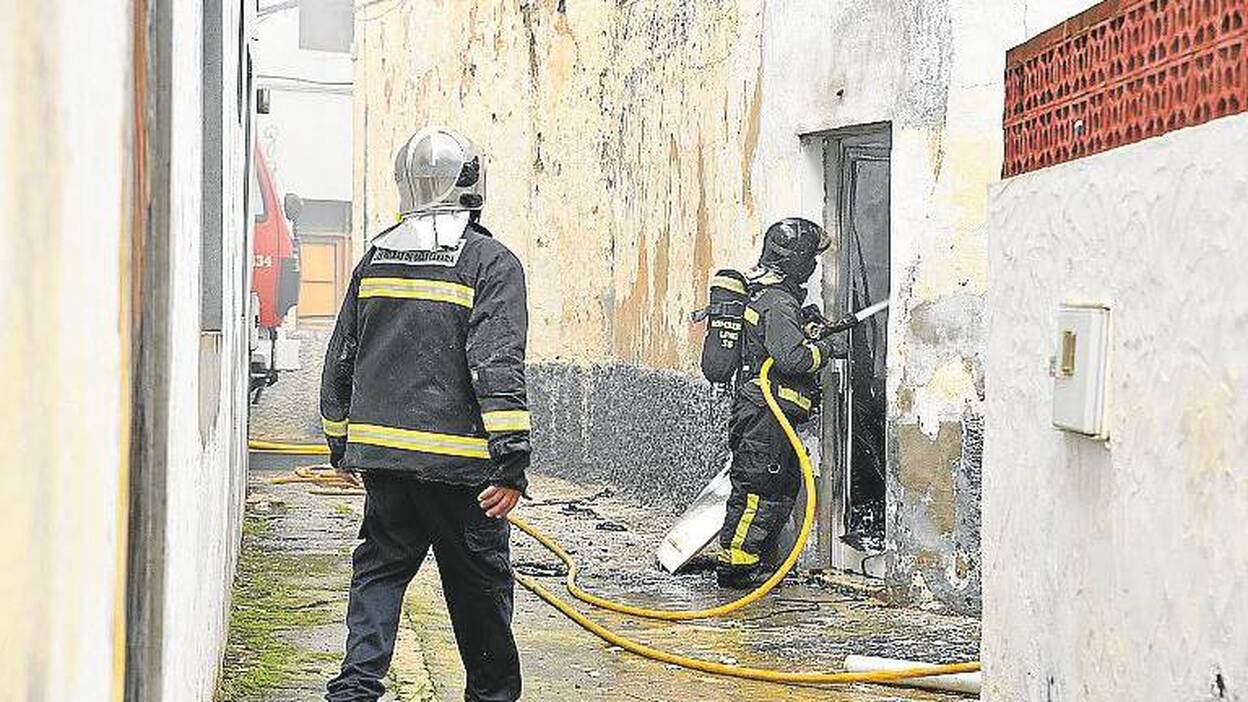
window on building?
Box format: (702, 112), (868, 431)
(250, 160), (266, 222)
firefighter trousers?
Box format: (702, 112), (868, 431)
(327, 473), (521, 702)
(716, 400), (801, 585)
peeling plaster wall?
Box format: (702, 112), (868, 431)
(982, 114), (1248, 701)
(754, 0), (1097, 613)
(352, 0), (1094, 611)
(354, 0), (766, 364)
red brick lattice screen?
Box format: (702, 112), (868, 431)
(1003, 0), (1247, 177)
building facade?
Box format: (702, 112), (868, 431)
(349, 0), (1110, 613)
(983, 0), (1248, 698)
(0, 0), (254, 698)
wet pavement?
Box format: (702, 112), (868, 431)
(220, 454), (979, 701)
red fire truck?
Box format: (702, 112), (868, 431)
(249, 142), (301, 399)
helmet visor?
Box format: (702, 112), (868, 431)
(404, 131), (467, 212)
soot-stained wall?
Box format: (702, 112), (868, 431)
(353, 0), (767, 365)
(528, 362), (733, 513)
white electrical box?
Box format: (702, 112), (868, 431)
(1051, 304), (1111, 439)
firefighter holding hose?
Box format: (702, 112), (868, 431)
(708, 218), (846, 589)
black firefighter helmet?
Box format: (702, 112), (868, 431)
(755, 217), (832, 284)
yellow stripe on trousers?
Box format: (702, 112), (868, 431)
(726, 493), (761, 566)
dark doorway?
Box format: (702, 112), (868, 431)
(818, 124), (890, 569)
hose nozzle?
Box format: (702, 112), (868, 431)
(824, 299), (890, 335)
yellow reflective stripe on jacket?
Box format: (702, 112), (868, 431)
(725, 493), (761, 566)
(750, 378), (813, 412)
(482, 409), (531, 433)
(710, 275), (746, 295)
(358, 277), (475, 308)
(743, 306), (760, 325)
(805, 342), (822, 373)
(348, 423), (490, 460)
(322, 416), (348, 438)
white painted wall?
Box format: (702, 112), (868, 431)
(159, 0), (253, 698)
(983, 114), (1248, 701)
(253, 3), (353, 202)
(0, 1), (132, 697)
(0, 0), (252, 698)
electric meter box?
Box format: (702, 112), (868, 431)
(1051, 304), (1111, 439)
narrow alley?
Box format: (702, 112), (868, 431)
(6, 0), (1248, 700)
(221, 454), (980, 701)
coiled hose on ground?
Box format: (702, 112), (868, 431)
(254, 357), (981, 687)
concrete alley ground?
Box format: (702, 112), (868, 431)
(219, 454), (980, 701)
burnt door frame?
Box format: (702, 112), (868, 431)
(815, 123), (891, 575)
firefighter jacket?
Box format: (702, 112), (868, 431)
(737, 283), (843, 424)
(320, 222), (531, 492)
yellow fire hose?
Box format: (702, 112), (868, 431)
(252, 357), (981, 686)
(511, 357), (818, 621)
(250, 438), (330, 455)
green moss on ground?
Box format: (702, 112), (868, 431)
(216, 515), (343, 701)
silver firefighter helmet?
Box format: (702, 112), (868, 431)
(394, 127), (486, 218)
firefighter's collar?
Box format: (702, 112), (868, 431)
(745, 266), (784, 287)
(373, 211), (470, 251)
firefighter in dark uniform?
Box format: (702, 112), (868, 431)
(716, 218), (841, 589)
(322, 127), (529, 702)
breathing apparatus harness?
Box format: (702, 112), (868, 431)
(692, 267), (866, 394)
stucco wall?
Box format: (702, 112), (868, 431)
(756, 0), (1101, 613)
(0, 1), (133, 697)
(354, 0), (766, 364)
(982, 114), (1248, 700)
(350, 0), (1095, 611)
(158, 0), (252, 698)
(0, 1), (252, 699)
